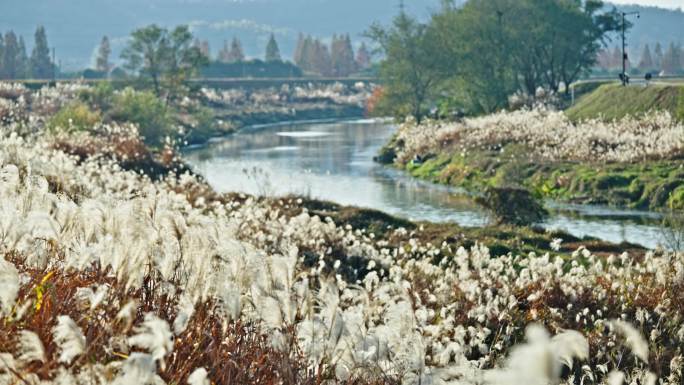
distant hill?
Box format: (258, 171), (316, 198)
(0, 0), (442, 71)
(0, 0), (680, 72)
(604, 4), (684, 58)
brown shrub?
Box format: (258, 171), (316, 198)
(50, 133), (193, 181)
(2, 252), (399, 385)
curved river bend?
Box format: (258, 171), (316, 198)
(184, 119), (667, 249)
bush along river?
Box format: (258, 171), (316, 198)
(184, 119), (669, 250)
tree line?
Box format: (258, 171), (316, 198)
(596, 42), (684, 75)
(368, 0), (624, 120)
(114, 24), (369, 98)
(293, 34), (371, 77)
(1, 24), (371, 81)
(191, 33), (371, 77)
(119, 25), (207, 98)
(0, 26), (55, 80)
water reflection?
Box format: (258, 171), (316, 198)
(184, 119), (668, 249)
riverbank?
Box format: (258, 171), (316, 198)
(378, 108), (684, 210)
(185, 103), (364, 146)
(566, 83), (684, 123)
(184, 83), (371, 145)
(286, 196), (647, 257)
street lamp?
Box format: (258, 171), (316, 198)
(621, 11), (639, 86)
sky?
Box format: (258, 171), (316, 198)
(610, 0), (683, 8)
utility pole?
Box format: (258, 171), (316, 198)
(621, 11), (639, 86)
(496, 10), (505, 98)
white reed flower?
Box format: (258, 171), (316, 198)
(115, 300), (138, 329)
(550, 238), (563, 251)
(0, 258), (20, 316)
(128, 313), (174, 367)
(111, 353), (165, 385)
(611, 320), (649, 362)
(0, 352), (17, 373)
(483, 324), (588, 385)
(52, 367), (78, 385)
(550, 329), (589, 368)
(52, 315), (86, 364)
(173, 294), (196, 335)
(643, 371), (658, 385)
(16, 330), (46, 364)
(218, 281), (241, 322)
(74, 285), (109, 311)
(255, 294), (284, 329)
(187, 367), (210, 385)
(607, 371), (625, 385)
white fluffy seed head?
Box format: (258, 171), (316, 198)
(53, 367), (77, 385)
(111, 353), (164, 385)
(115, 300), (138, 329)
(0, 258), (20, 316)
(483, 324), (586, 385)
(187, 367), (210, 385)
(52, 315), (86, 364)
(550, 329), (589, 368)
(607, 370), (626, 385)
(75, 285), (109, 311)
(128, 313), (174, 367)
(612, 320), (649, 362)
(17, 330), (46, 364)
(173, 294), (196, 335)
(0, 352), (17, 373)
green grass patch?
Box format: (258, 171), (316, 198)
(295, 196), (645, 257)
(48, 102), (102, 133)
(566, 83), (684, 122)
(397, 142), (684, 210)
(109, 88), (172, 147)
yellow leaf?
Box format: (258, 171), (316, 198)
(112, 351), (129, 359)
(34, 271), (55, 312)
(40, 271), (55, 285)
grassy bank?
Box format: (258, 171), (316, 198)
(190, 83), (371, 145)
(403, 149), (684, 210)
(288, 196), (646, 257)
(380, 107), (684, 210)
(566, 83), (684, 122)
(55, 81), (370, 147)
(192, 104), (364, 145)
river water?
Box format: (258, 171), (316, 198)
(184, 119), (668, 249)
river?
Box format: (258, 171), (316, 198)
(184, 119), (669, 249)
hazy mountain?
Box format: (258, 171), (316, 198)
(0, 0), (680, 71)
(604, 4), (684, 59)
(0, 0), (442, 71)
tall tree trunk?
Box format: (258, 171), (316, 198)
(152, 73), (161, 97)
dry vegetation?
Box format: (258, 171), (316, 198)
(200, 82), (372, 110)
(0, 82), (682, 385)
(393, 108), (684, 165)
